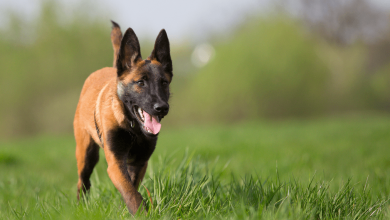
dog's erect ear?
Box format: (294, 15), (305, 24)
(149, 29), (173, 74)
(116, 28), (142, 76)
(111, 20), (123, 68)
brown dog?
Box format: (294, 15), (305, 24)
(74, 21), (172, 214)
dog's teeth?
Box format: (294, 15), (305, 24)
(138, 108), (144, 121)
(143, 126), (152, 133)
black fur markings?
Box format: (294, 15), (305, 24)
(107, 127), (156, 182)
(150, 29), (172, 74)
(144, 59), (151, 64)
(107, 128), (134, 182)
(116, 28), (142, 76)
(79, 139), (99, 192)
(107, 127), (135, 158)
(94, 110), (103, 146)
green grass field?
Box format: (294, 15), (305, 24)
(1, 115), (390, 219)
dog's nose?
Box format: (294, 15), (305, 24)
(153, 103), (169, 113)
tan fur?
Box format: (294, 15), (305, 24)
(75, 22), (172, 215)
(74, 68), (118, 144)
(111, 23), (122, 68)
(74, 67), (145, 213)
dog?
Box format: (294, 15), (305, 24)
(73, 21), (172, 214)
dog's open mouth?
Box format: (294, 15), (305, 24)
(133, 106), (161, 135)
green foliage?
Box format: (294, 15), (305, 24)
(0, 116), (390, 219)
(0, 3), (389, 138)
(0, 152), (17, 165)
(0, 2), (177, 137)
(0, 3), (114, 136)
(170, 17), (390, 125)
(368, 63), (390, 109)
(173, 18), (330, 123)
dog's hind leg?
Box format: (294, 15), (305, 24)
(75, 129), (100, 200)
(111, 20), (122, 68)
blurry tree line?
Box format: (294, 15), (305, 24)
(173, 0), (390, 123)
(0, 0), (389, 138)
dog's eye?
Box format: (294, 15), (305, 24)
(137, 80), (144, 86)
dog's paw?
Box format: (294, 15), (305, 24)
(128, 192), (147, 215)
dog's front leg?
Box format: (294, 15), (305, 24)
(104, 147), (145, 214)
(127, 162), (148, 190)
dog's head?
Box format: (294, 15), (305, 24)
(116, 28), (172, 137)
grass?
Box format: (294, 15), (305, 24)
(1, 114), (390, 219)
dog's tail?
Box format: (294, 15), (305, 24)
(111, 20), (122, 68)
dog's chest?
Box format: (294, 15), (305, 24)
(128, 135), (156, 164)
(107, 128), (156, 165)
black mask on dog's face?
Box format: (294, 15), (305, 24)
(116, 28), (172, 137)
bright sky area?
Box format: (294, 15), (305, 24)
(0, 0), (389, 41)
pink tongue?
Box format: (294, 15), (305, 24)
(143, 111), (161, 134)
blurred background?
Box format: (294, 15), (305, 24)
(0, 0), (390, 138)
